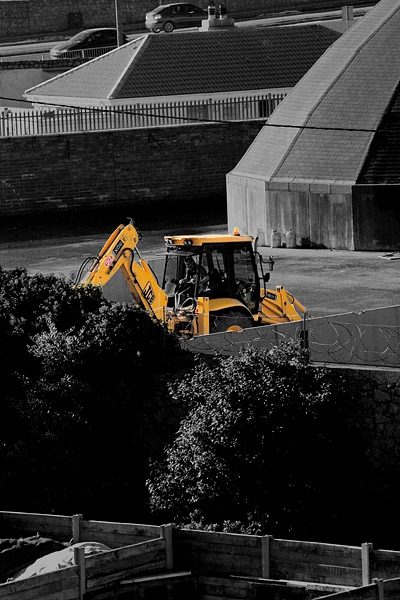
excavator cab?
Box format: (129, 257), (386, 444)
(162, 235), (273, 332)
(163, 237), (273, 311)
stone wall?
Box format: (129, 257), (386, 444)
(0, 121), (264, 218)
(344, 367), (400, 473)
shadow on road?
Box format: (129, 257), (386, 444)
(1, 205), (228, 244)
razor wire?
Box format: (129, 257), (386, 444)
(182, 315), (400, 368)
(308, 320), (400, 368)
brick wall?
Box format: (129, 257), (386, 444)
(0, 122), (263, 218)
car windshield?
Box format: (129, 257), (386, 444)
(151, 5), (167, 13)
(67, 32), (90, 42)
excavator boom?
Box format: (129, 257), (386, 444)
(80, 222), (168, 321)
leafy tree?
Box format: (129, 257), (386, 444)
(0, 268), (191, 520)
(148, 341), (362, 542)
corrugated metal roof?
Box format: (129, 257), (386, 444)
(25, 25), (341, 100)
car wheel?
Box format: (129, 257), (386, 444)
(164, 21), (174, 33)
(210, 309), (253, 333)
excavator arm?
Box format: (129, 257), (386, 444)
(79, 222), (168, 323)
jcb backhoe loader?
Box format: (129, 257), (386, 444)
(75, 220), (306, 337)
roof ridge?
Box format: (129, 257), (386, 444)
(110, 35), (148, 99)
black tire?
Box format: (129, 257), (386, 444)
(211, 309), (253, 333)
(164, 21), (174, 33)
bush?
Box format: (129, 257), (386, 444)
(147, 341), (361, 541)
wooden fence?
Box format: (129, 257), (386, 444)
(0, 94), (287, 137)
(0, 512), (161, 548)
(315, 577), (400, 600)
(174, 531), (400, 588)
(2, 513), (400, 599)
(0, 512), (173, 600)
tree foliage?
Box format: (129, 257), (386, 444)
(0, 268), (190, 520)
(147, 341), (361, 541)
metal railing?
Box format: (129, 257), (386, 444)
(50, 45), (117, 60)
(0, 93), (287, 137)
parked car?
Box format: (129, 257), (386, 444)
(145, 3), (208, 33)
(50, 28), (128, 59)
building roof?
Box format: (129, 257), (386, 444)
(25, 25), (341, 102)
(230, 0), (400, 186)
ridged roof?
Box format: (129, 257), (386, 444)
(230, 0), (400, 186)
(25, 25), (341, 100)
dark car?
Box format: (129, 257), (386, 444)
(50, 28), (129, 59)
(145, 3), (208, 33)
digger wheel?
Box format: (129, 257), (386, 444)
(211, 310), (253, 333)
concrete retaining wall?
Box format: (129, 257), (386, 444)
(226, 175), (356, 249)
(182, 305), (400, 368)
(227, 173), (400, 250)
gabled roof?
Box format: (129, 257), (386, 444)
(230, 0), (400, 186)
(25, 25), (341, 102)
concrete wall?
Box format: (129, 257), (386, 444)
(227, 175), (355, 249)
(0, 62), (72, 108)
(182, 305), (400, 368)
(227, 175), (400, 250)
(0, 121), (264, 218)
(353, 184), (400, 251)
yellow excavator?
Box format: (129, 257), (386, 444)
(75, 220), (306, 337)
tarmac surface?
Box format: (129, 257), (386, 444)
(1, 212), (399, 319)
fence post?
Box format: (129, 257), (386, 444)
(361, 542), (373, 585)
(373, 578), (384, 600)
(72, 513), (82, 544)
(74, 546), (86, 600)
(262, 535), (273, 579)
(160, 523), (175, 571)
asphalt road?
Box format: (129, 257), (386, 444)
(0, 6), (371, 60)
(1, 214), (400, 319)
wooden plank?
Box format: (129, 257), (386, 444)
(314, 584), (377, 600)
(80, 520), (160, 546)
(160, 524), (174, 571)
(0, 512), (72, 541)
(0, 568), (78, 600)
(0, 586), (77, 600)
(121, 571), (192, 585)
(85, 539), (167, 590)
(87, 548), (166, 584)
(361, 543), (372, 585)
(175, 548), (262, 578)
(175, 530), (260, 548)
(271, 559), (362, 587)
(378, 577), (400, 599)
(273, 539), (362, 569)
(198, 576), (253, 599)
(262, 535), (272, 579)
(87, 547), (165, 581)
(176, 539), (261, 559)
(85, 538), (165, 572)
(371, 550), (400, 579)
(85, 559), (166, 591)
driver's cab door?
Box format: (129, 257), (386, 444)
(162, 251), (202, 308)
(198, 242), (260, 313)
